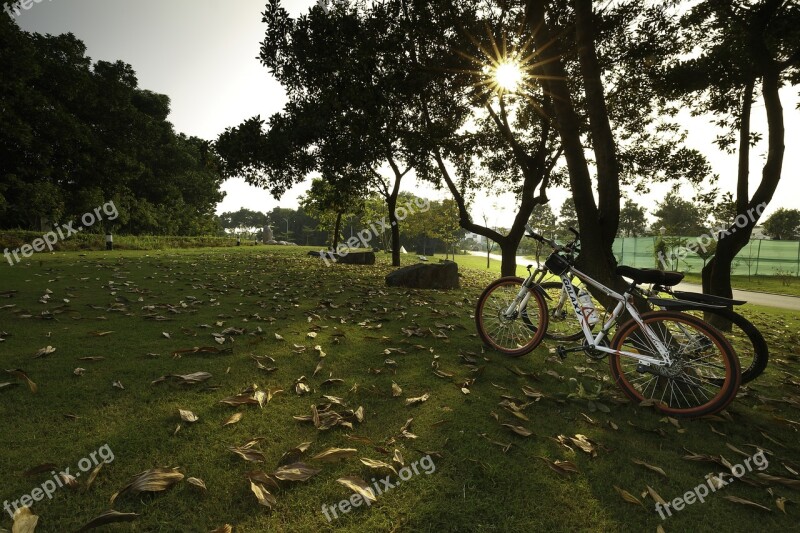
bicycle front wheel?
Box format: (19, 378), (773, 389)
(609, 311), (741, 418)
(475, 277), (548, 357)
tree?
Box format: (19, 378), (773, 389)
(660, 0), (800, 298)
(557, 198), (579, 240)
(299, 178), (363, 251)
(521, 0), (714, 302)
(528, 203), (557, 264)
(763, 208), (800, 240)
(0, 17), (224, 234)
(651, 191), (707, 236)
(618, 199), (647, 237)
(219, 208), (268, 235)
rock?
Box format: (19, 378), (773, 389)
(385, 261), (459, 289)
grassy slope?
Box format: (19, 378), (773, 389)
(0, 247), (798, 532)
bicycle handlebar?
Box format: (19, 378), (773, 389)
(525, 224), (580, 252)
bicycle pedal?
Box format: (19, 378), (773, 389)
(556, 345), (569, 360)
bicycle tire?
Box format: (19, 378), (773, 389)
(688, 307), (768, 384)
(540, 281), (602, 341)
(609, 311), (741, 418)
(475, 277), (548, 357)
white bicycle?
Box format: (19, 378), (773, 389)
(475, 225), (741, 417)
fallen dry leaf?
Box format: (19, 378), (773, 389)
(110, 467), (184, 504)
(337, 476), (377, 503)
(272, 462), (320, 482)
(74, 510), (138, 531)
(311, 448), (357, 463)
(12, 506), (38, 532)
(250, 479), (277, 508)
(179, 409), (199, 423)
(405, 393), (430, 406)
(723, 495), (772, 511)
(223, 412), (244, 427)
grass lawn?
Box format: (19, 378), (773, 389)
(0, 246), (798, 532)
(681, 272), (800, 298)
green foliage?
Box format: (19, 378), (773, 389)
(0, 21), (225, 234)
(763, 208), (800, 240)
(652, 191), (707, 236)
(618, 199), (648, 238)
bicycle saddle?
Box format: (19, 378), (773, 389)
(616, 266), (684, 286)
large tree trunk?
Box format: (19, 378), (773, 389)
(526, 0), (627, 306)
(703, 67), (785, 298)
(387, 193), (401, 267)
(332, 212), (343, 250)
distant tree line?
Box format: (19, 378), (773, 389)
(0, 13), (225, 235)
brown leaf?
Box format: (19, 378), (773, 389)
(209, 526), (233, 533)
(228, 445), (266, 463)
(392, 382), (403, 397)
(755, 473), (800, 489)
(23, 463), (57, 477)
(179, 409), (199, 423)
(337, 476), (377, 503)
(223, 412), (244, 427)
(33, 346), (56, 358)
(405, 393), (430, 406)
(614, 485), (643, 506)
(311, 448), (358, 463)
(723, 495), (772, 511)
(84, 463), (104, 491)
(502, 424), (534, 437)
(11, 506), (38, 532)
(631, 459), (667, 478)
(5, 369), (37, 393)
(110, 467), (184, 504)
(250, 480), (277, 508)
(360, 458), (398, 475)
(74, 510), (138, 531)
(278, 442), (312, 466)
(272, 462), (320, 482)
(646, 485), (667, 506)
(186, 477), (207, 490)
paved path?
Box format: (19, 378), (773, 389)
(466, 252), (800, 311)
(674, 282), (800, 311)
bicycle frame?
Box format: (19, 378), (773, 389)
(508, 264), (673, 366)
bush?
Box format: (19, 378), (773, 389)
(0, 231), (237, 252)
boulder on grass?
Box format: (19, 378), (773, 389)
(385, 261), (459, 290)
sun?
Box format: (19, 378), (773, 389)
(494, 61), (524, 93)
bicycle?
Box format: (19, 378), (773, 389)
(540, 263), (767, 384)
(475, 225), (741, 418)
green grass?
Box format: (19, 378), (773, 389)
(0, 246), (798, 532)
(681, 272), (800, 298)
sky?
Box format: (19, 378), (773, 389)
(12, 0), (800, 229)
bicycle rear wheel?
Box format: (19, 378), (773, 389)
(475, 277), (548, 357)
(609, 311), (740, 418)
(683, 308), (768, 384)
(540, 281), (604, 341)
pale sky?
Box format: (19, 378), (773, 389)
(13, 0), (800, 228)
